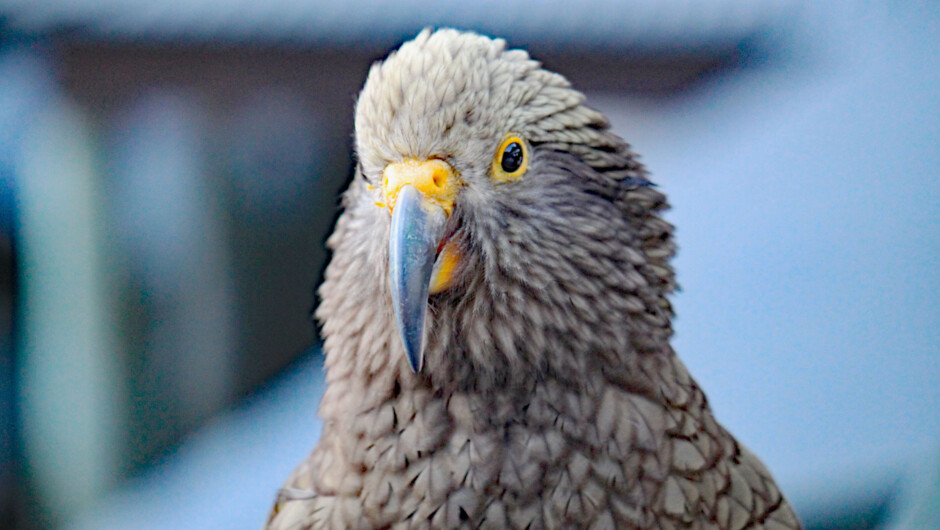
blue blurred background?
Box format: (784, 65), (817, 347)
(0, 1), (937, 528)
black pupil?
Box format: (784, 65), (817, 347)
(500, 142), (524, 173)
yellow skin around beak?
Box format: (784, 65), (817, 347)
(382, 158), (461, 371)
(383, 159), (458, 215)
(383, 159), (461, 294)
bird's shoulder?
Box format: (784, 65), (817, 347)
(631, 352), (803, 529)
(267, 353), (801, 529)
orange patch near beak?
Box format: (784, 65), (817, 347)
(430, 239), (461, 294)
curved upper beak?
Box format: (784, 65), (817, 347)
(384, 159), (459, 372)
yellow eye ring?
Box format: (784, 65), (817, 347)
(491, 134), (528, 182)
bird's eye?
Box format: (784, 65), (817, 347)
(492, 134), (528, 182)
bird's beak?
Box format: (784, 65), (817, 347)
(383, 159), (459, 372)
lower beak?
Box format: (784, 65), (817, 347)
(388, 185), (447, 372)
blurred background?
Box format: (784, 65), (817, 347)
(0, 0), (937, 528)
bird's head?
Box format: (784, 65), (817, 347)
(320, 29), (676, 392)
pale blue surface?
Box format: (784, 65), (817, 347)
(2, 0), (795, 51)
(65, 354), (325, 530)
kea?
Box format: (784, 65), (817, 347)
(268, 29), (801, 529)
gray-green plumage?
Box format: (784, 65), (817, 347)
(268, 29), (801, 529)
